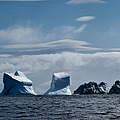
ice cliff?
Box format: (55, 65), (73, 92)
(44, 72), (72, 95)
(1, 71), (36, 96)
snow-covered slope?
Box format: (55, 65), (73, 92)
(1, 71), (36, 96)
(44, 72), (71, 95)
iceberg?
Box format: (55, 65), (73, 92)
(44, 72), (72, 95)
(1, 71), (36, 96)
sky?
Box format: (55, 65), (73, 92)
(0, 0), (120, 94)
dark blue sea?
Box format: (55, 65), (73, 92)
(0, 95), (120, 120)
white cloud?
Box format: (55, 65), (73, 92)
(76, 16), (95, 22)
(0, 25), (43, 44)
(0, 54), (12, 57)
(0, 24), (87, 45)
(40, 25), (88, 42)
(0, 51), (120, 75)
(74, 24), (87, 32)
(67, 0), (106, 4)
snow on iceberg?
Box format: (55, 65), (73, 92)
(1, 71), (36, 96)
(44, 72), (72, 95)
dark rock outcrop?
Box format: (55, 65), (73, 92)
(109, 80), (120, 94)
(74, 82), (107, 94)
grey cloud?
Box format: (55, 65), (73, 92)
(1, 39), (90, 49)
(0, 39), (102, 56)
(109, 48), (120, 51)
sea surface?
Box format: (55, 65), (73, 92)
(0, 94), (120, 120)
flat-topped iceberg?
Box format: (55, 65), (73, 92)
(1, 71), (36, 96)
(44, 72), (72, 95)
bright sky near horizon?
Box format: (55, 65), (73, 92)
(0, 0), (120, 94)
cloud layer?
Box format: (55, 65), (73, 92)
(1, 38), (102, 56)
(0, 24), (95, 56)
(67, 0), (106, 4)
(0, 25), (87, 45)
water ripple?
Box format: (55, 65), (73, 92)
(0, 95), (120, 119)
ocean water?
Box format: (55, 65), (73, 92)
(0, 95), (120, 120)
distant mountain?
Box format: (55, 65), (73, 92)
(44, 72), (71, 95)
(74, 82), (107, 94)
(1, 71), (36, 96)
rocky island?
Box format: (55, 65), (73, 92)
(74, 82), (107, 94)
(109, 80), (120, 94)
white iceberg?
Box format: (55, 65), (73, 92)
(1, 71), (36, 95)
(44, 72), (72, 95)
